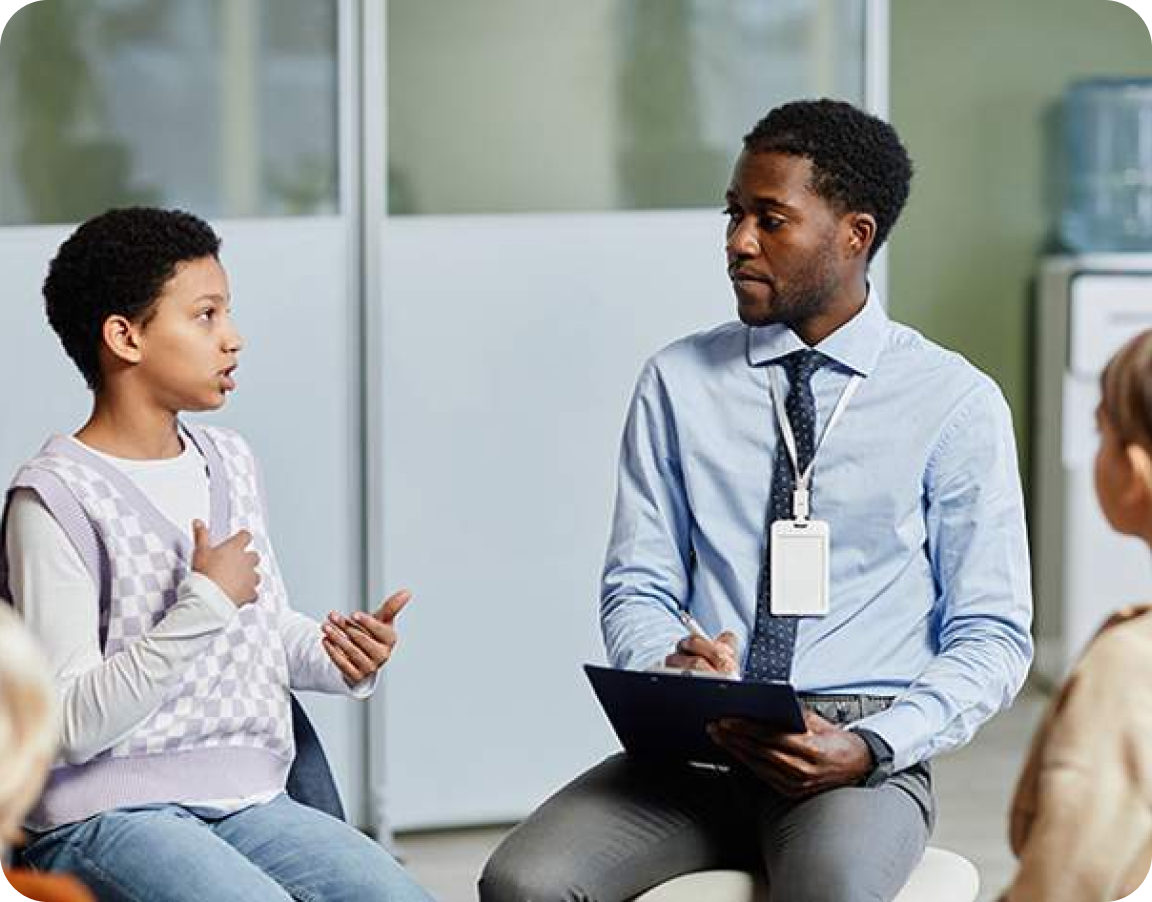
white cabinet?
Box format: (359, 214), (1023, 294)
(1032, 256), (1152, 685)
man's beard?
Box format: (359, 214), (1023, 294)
(741, 249), (840, 332)
(769, 282), (835, 329)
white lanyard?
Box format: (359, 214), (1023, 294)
(768, 368), (862, 521)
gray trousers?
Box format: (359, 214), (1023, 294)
(480, 697), (935, 902)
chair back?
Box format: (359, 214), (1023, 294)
(286, 695), (346, 822)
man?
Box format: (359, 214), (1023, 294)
(480, 99), (1032, 902)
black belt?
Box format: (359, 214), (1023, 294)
(797, 693), (894, 725)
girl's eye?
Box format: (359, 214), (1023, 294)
(197, 309), (214, 321)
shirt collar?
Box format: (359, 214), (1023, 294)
(745, 287), (890, 376)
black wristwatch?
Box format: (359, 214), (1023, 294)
(850, 727), (895, 787)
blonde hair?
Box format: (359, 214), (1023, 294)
(0, 604), (58, 852)
(1101, 329), (1152, 451)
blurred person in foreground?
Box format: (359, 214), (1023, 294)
(1000, 329), (1152, 901)
(0, 604), (93, 902)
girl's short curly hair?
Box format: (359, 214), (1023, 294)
(43, 207), (221, 391)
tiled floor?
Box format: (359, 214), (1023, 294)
(396, 685), (1049, 902)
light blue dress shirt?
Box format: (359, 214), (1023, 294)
(600, 293), (1033, 771)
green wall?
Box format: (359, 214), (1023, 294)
(888, 0), (1152, 476)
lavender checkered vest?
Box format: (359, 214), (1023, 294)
(0, 424), (294, 828)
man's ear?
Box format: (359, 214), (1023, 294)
(102, 314), (143, 365)
(844, 214), (876, 260)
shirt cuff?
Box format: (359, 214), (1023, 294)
(346, 669), (380, 700)
(179, 572), (240, 625)
(608, 624), (686, 672)
(849, 703), (928, 773)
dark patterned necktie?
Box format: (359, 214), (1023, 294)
(745, 349), (825, 682)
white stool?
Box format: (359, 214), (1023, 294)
(632, 847), (979, 902)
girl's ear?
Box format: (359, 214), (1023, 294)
(1125, 443), (1152, 504)
(102, 315), (143, 365)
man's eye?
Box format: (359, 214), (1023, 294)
(760, 216), (785, 231)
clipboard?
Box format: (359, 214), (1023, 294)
(584, 664), (805, 767)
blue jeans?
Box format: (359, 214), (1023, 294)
(24, 794), (433, 902)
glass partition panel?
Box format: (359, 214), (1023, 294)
(0, 0), (339, 225)
(387, 0), (867, 215)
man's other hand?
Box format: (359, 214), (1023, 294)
(709, 709), (873, 797)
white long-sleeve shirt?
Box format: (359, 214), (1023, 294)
(5, 437), (374, 813)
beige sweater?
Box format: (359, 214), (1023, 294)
(1001, 606), (1152, 902)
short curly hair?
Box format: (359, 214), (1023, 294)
(43, 207), (222, 391)
(743, 99), (913, 260)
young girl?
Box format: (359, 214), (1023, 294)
(0, 604), (93, 902)
(999, 329), (1152, 901)
(0, 208), (432, 902)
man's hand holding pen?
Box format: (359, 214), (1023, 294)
(664, 609), (741, 676)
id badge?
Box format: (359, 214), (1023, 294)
(770, 519), (830, 616)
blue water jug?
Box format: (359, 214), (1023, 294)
(1062, 78), (1152, 252)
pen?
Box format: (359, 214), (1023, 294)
(675, 608), (742, 680)
(675, 607), (711, 641)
